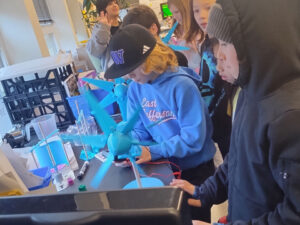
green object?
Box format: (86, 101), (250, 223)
(78, 184), (87, 192)
(160, 3), (172, 20)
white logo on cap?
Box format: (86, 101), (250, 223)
(143, 45), (150, 54)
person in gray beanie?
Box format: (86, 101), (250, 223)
(172, 0), (300, 224)
(206, 3), (239, 84)
(206, 3), (232, 44)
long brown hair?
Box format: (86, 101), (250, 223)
(185, 0), (205, 44)
(167, 0), (189, 39)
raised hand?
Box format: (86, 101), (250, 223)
(97, 11), (111, 26)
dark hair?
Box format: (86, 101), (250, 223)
(122, 5), (161, 35)
(95, 0), (118, 14)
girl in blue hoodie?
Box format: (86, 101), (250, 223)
(104, 24), (216, 222)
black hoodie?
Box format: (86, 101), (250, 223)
(194, 0), (300, 224)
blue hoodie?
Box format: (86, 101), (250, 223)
(127, 67), (216, 171)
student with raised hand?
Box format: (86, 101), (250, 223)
(104, 24), (216, 222)
(86, 0), (121, 71)
(167, 0), (201, 72)
(172, 1), (300, 224)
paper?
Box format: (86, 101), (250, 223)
(0, 143), (28, 193)
(1, 143), (43, 189)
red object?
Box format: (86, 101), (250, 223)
(218, 216), (228, 224)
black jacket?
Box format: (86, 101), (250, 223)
(194, 0), (300, 224)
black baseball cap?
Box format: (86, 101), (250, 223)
(104, 24), (157, 79)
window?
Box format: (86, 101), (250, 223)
(33, 0), (53, 24)
(44, 33), (58, 56)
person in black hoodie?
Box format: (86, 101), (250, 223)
(172, 0), (300, 224)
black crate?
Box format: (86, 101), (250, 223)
(1, 64), (75, 128)
(1, 64), (73, 96)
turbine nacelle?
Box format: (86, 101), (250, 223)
(107, 131), (132, 157)
(114, 83), (128, 98)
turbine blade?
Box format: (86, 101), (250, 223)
(115, 77), (125, 84)
(167, 44), (190, 51)
(81, 135), (108, 148)
(162, 21), (178, 44)
(85, 91), (117, 136)
(100, 92), (117, 108)
(82, 78), (114, 92)
(91, 154), (114, 189)
(116, 97), (127, 121)
(60, 134), (108, 149)
(119, 106), (142, 134)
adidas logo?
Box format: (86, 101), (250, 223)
(143, 45), (150, 54)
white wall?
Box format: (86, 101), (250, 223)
(139, 0), (166, 22)
(45, 0), (78, 53)
(67, 0), (89, 43)
(0, 0), (49, 65)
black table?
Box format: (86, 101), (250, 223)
(62, 145), (174, 193)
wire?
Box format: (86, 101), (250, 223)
(143, 161), (182, 179)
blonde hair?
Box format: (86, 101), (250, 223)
(143, 40), (178, 74)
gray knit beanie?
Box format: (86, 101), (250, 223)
(206, 3), (232, 43)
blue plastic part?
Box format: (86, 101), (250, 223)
(28, 167), (51, 191)
(79, 149), (95, 161)
(115, 77), (125, 84)
(85, 91), (117, 136)
(34, 140), (69, 169)
(83, 78), (130, 121)
(91, 154), (114, 189)
(161, 21), (190, 51)
(167, 44), (190, 51)
(31, 129), (59, 152)
(82, 78), (114, 92)
(107, 131), (132, 156)
(67, 89), (117, 120)
(119, 106), (142, 134)
(123, 177), (164, 189)
(116, 96), (127, 121)
(162, 21), (178, 44)
(60, 134), (108, 150)
(100, 92), (117, 108)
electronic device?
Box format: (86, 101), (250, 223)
(0, 187), (192, 225)
(160, 3), (173, 20)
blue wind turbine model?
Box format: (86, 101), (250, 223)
(82, 77), (131, 121)
(61, 90), (163, 189)
(162, 21), (190, 51)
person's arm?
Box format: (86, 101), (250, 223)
(127, 85), (153, 142)
(193, 156), (228, 208)
(148, 78), (212, 160)
(228, 111), (300, 225)
(86, 12), (112, 58)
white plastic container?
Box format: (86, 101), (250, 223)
(25, 114), (57, 141)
